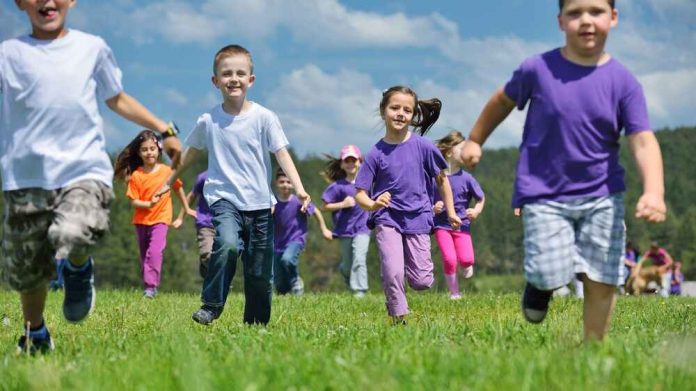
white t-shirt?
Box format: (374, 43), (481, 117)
(185, 102), (289, 211)
(0, 29), (122, 191)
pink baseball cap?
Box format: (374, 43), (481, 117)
(340, 145), (362, 160)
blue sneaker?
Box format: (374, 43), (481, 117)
(16, 331), (54, 355)
(63, 258), (96, 323)
(48, 259), (66, 291)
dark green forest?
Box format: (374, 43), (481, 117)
(1, 127), (694, 293)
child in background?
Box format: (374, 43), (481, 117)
(170, 45), (310, 326)
(321, 145), (371, 297)
(2, 0), (181, 353)
(115, 131), (190, 298)
(641, 242), (674, 298)
(461, 0), (666, 340)
(432, 131), (485, 300)
(670, 262), (684, 296)
(274, 169), (332, 295)
(355, 86), (461, 324)
(173, 170), (214, 278)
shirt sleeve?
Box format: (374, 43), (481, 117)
(321, 183), (340, 203)
(125, 174), (140, 200)
(264, 111), (290, 153)
(620, 78), (651, 135)
(94, 39), (124, 101)
(304, 202), (316, 216)
(185, 114), (209, 150)
(193, 174), (205, 196)
(503, 58), (534, 111)
(354, 152), (377, 193)
(469, 176), (485, 200)
(422, 139), (447, 179)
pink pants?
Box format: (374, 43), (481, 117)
(135, 223), (168, 289)
(434, 229), (474, 275)
(376, 225), (434, 317)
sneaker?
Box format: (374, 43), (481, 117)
(291, 277), (305, 296)
(521, 283), (552, 324)
(16, 332), (54, 355)
(48, 259), (66, 291)
(192, 307), (219, 325)
(62, 258), (96, 323)
(391, 316), (407, 326)
(461, 266), (474, 279)
(353, 291), (366, 299)
(143, 288), (157, 299)
(449, 294), (462, 300)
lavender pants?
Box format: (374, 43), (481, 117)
(375, 225), (434, 316)
(135, 223), (168, 289)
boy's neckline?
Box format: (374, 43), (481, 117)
(221, 100), (254, 116)
(277, 193), (294, 202)
(558, 47), (613, 68)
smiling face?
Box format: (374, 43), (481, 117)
(138, 138), (160, 169)
(275, 175), (294, 198)
(15, 0), (75, 40)
(340, 156), (360, 177)
(558, 0), (617, 61)
(381, 92), (416, 134)
(212, 54), (255, 105)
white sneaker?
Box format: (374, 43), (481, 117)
(461, 266), (474, 279)
(449, 294), (462, 300)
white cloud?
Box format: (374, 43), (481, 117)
(162, 88), (189, 106)
(640, 68), (696, 124)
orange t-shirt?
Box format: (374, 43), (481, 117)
(126, 164), (174, 226)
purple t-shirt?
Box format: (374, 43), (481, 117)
(273, 195), (316, 251)
(504, 48), (651, 208)
(321, 179), (370, 238)
(192, 171), (213, 229)
(432, 170), (484, 232)
(355, 133), (447, 234)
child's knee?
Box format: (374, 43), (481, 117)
(409, 274), (434, 291)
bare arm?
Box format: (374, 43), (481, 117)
(461, 88), (516, 168)
(321, 197), (355, 212)
(312, 209), (333, 241)
(627, 131), (666, 223)
(106, 92), (182, 163)
(167, 147), (201, 187)
(466, 196), (486, 221)
(435, 172), (461, 230)
(355, 189), (390, 212)
(275, 147), (310, 209)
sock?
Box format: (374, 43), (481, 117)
(65, 258), (91, 272)
(444, 273), (459, 296)
(27, 321), (48, 339)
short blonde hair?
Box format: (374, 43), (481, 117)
(213, 44), (254, 75)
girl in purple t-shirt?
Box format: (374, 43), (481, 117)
(173, 170), (214, 278)
(273, 169), (332, 295)
(432, 131), (485, 300)
(321, 145), (371, 297)
(355, 86), (461, 324)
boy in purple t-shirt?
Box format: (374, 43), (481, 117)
(355, 86), (461, 324)
(273, 169), (332, 295)
(321, 145), (372, 297)
(461, 0), (666, 341)
(173, 170), (214, 278)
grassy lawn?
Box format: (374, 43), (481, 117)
(1, 289), (695, 390)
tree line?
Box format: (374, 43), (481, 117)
(1, 127), (694, 292)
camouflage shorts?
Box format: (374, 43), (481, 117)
(2, 180), (114, 292)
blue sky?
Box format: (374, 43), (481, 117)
(2, 0), (695, 157)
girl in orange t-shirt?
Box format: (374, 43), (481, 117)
(115, 130), (190, 298)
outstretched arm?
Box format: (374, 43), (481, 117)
(275, 147), (310, 210)
(466, 196), (486, 221)
(435, 172), (461, 230)
(171, 185), (193, 228)
(355, 189), (390, 212)
(321, 196), (355, 212)
(628, 131), (666, 223)
(166, 147), (201, 189)
(461, 88), (516, 168)
(106, 92), (181, 164)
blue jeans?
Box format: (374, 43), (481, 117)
(273, 241), (303, 294)
(201, 200), (273, 325)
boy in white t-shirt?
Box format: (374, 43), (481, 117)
(170, 44), (310, 326)
(1, 0), (181, 354)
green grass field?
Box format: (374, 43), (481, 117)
(1, 290), (695, 390)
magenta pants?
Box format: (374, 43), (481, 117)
(434, 229), (475, 275)
(375, 225), (434, 317)
(135, 223), (168, 289)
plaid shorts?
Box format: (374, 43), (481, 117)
(2, 180), (114, 292)
(521, 194), (625, 290)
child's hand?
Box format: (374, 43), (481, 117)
(187, 209), (198, 219)
(342, 196), (356, 208)
(150, 193), (162, 206)
(513, 208), (521, 217)
(635, 193), (666, 223)
(432, 201), (444, 214)
(155, 184), (170, 197)
(373, 192), (391, 211)
(465, 208), (480, 221)
(321, 228), (333, 241)
(461, 140), (482, 168)
(171, 217), (183, 229)
(297, 190), (311, 212)
(448, 214), (462, 230)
